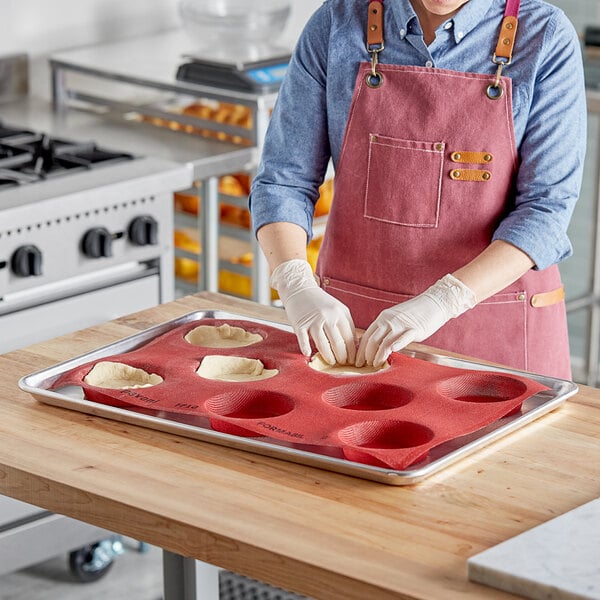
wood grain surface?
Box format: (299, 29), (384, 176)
(0, 292), (598, 600)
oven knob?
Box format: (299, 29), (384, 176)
(128, 215), (158, 246)
(82, 227), (113, 258)
(11, 245), (42, 277)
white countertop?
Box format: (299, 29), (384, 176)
(468, 497), (600, 600)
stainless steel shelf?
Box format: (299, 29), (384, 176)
(47, 30), (279, 305)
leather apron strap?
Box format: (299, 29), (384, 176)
(488, 0), (521, 98)
(366, 1), (385, 88)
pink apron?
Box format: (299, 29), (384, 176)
(316, 0), (571, 379)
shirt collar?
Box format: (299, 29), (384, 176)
(389, 0), (495, 44)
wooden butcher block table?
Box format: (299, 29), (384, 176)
(0, 292), (599, 600)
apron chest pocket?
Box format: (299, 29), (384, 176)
(365, 134), (444, 227)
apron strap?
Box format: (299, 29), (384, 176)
(367, 0), (384, 51)
(366, 0), (384, 88)
(504, 0), (521, 18)
(487, 0), (521, 99)
(494, 0), (521, 64)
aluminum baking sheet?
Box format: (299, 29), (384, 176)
(18, 310), (578, 485)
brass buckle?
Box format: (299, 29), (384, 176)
(366, 47), (384, 89)
(486, 54), (510, 100)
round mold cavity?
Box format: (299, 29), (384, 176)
(308, 353), (390, 376)
(437, 373), (528, 403)
(83, 361), (163, 389)
(196, 355), (278, 382)
(206, 389), (295, 420)
(184, 323), (263, 348)
(322, 382), (413, 411)
(338, 420), (434, 449)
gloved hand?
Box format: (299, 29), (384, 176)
(356, 274), (477, 367)
(270, 259), (357, 365)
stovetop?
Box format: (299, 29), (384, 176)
(0, 122), (134, 189)
(0, 120), (192, 214)
(0, 119), (191, 304)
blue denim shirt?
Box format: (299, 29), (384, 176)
(250, 0), (587, 270)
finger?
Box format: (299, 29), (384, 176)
(339, 316), (357, 365)
(323, 322), (348, 365)
(355, 324), (379, 367)
(366, 327), (389, 365)
(355, 336), (367, 367)
(357, 324), (388, 366)
(355, 331), (367, 367)
(311, 326), (337, 365)
(295, 328), (313, 357)
(372, 329), (405, 367)
(345, 334), (357, 366)
(330, 315), (356, 365)
(373, 331), (416, 367)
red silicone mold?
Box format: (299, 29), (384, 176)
(51, 318), (550, 470)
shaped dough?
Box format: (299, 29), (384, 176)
(308, 353), (390, 376)
(184, 323), (263, 348)
(84, 361), (163, 389)
(197, 355), (278, 382)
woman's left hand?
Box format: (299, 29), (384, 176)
(356, 274), (476, 367)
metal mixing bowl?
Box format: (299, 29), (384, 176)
(178, 0), (292, 49)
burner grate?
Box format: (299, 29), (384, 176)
(0, 122), (135, 185)
(0, 125), (35, 139)
(0, 144), (32, 170)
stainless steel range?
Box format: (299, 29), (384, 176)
(0, 121), (191, 353)
(0, 119), (191, 580)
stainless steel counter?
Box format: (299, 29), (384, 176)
(0, 96), (256, 179)
(49, 30), (281, 108)
(46, 30), (279, 304)
(0, 95), (264, 302)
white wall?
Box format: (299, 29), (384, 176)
(0, 0), (180, 57)
(283, 0), (322, 45)
(0, 0), (322, 57)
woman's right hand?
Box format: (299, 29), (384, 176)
(270, 259), (356, 365)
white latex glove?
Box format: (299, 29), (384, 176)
(270, 259), (357, 365)
(356, 274), (477, 368)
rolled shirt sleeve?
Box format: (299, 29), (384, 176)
(492, 10), (587, 270)
(249, 6), (333, 241)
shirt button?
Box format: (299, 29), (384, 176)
(425, 60), (433, 67)
(444, 21), (453, 30)
(457, 31), (465, 39)
(400, 28), (406, 37)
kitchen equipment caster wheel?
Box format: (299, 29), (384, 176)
(68, 537), (124, 583)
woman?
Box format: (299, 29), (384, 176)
(249, 0), (586, 378)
